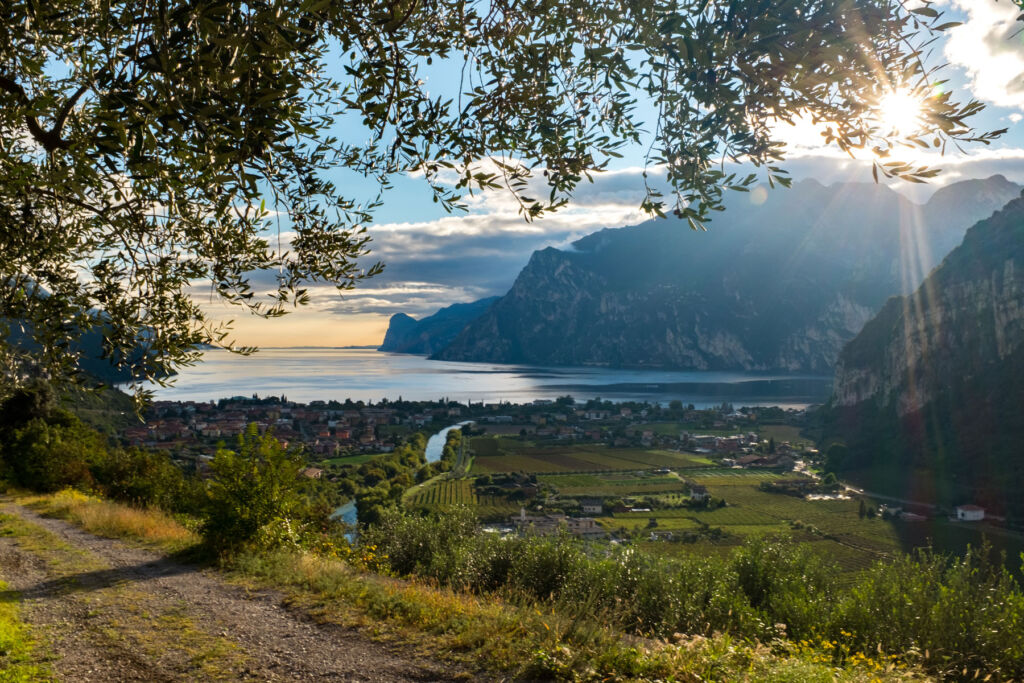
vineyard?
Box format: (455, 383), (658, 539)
(407, 479), (476, 506)
(469, 438), (715, 474)
(405, 478), (519, 517)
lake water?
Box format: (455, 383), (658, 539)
(153, 348), (831, 408)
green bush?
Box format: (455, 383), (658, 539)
(831, 545), (1024, 675)
(92, 446), (199, 512)
(1, 413), (107, 492)
(202, 424), (306, 552)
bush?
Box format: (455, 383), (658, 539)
(92, 446), (199, 512)
(357, 508), (1024, 678)
(201, 424), (306, 552)
(1, 413), (107, 492)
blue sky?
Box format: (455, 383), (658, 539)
(216, 0), (1024, 347)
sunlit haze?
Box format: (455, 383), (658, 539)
(876, 90), (925, 135)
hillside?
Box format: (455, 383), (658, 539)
(435, 176), (1021, 372)
(823, 192), (1024, 515)
(378, 296), (499, 355)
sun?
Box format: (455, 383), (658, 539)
(876, 89), (925, 135)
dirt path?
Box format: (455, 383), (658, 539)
(0, 502), (459, 682)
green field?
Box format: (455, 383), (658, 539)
(321, 453), (386, 466)
(538, 473), (688, 495)
(407, 478), (477, 506)
(469, 438), (714, 474)
(624, 469), (906, 567)
(758, 424), (807, 444)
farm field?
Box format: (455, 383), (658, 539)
(632, 422), (807, 445)
(599, 515), (702, 533)
(636, 423), (750, 437)
(321, 453), (386, 466)
(405, 478), (520, 518)
(757, 424), (808, 445)
(469, 438), (714, 474)
(608, 469), (906, 569)
(406, 478), (477, 506)
(539, 473), (688, 496)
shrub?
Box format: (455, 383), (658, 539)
(201, 424), (306, 552)
(91, 446), (198, 512)
(356, 508), (1024, 678)
(1, 413), (107, 492)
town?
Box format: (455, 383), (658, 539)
(128, 394), (812, 471)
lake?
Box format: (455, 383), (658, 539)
(153, 348), (831, 408)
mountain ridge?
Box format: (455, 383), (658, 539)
(822, 191), (1024, 513)
(378, 296), (500, 355)
(433, 176), (1021, 372)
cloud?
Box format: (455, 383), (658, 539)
(940, 0), (1024, 110)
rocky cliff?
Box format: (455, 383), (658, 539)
(378, 297), (499, 355)
(435, 176), (1021, 372)
(823, 193), (1024, 513)
(834, 195), (1024, 413)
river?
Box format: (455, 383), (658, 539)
(332, 420), (472, 530)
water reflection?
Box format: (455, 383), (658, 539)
(152, 348), (831, 407)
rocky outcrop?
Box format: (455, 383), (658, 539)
(378, 297), (499, 355)
(436, 176), (1021, 372)
(822, 193), (1024, 513)
(834, 196), (1024, 413)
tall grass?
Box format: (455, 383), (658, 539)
(362, 507), (1024, 680)
(230, 548), (912, 682)
(23, 489), (200, 553)
(5, 492), (924, 680)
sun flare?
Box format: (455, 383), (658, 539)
(876, 89), (925, 135)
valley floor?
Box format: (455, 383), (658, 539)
(0, 499), (453, 682)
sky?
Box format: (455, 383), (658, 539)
(214, 0), (1024, 348)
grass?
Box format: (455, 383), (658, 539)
(540, 472), (688, 495)
(758, 425), (806, 444)
(228, 549), (921, 682)
(0, 492), (936, 681)
(18, 489), (200, 554)
(322, 453), (386, 466)
(0, 580), (52, 682)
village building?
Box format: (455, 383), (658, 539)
(955, 505), (985, 521)
(511, 509), (605, 539)
(580, 498), (603, 515)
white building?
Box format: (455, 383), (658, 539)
(955, 505), (985, 522)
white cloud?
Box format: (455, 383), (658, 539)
(940, 0), (1024, 110)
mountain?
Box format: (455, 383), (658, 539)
(822, 193), (1024, 514)
(4, 322), (135, 385)
(435, 176), (1021, 372)
(378, 297), (500, 355)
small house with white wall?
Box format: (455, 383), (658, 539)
(955, 505), (985, 521)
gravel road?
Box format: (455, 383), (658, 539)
(0, 502), (461, 682)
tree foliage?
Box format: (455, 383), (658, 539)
(0, 0), (1003, 395)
